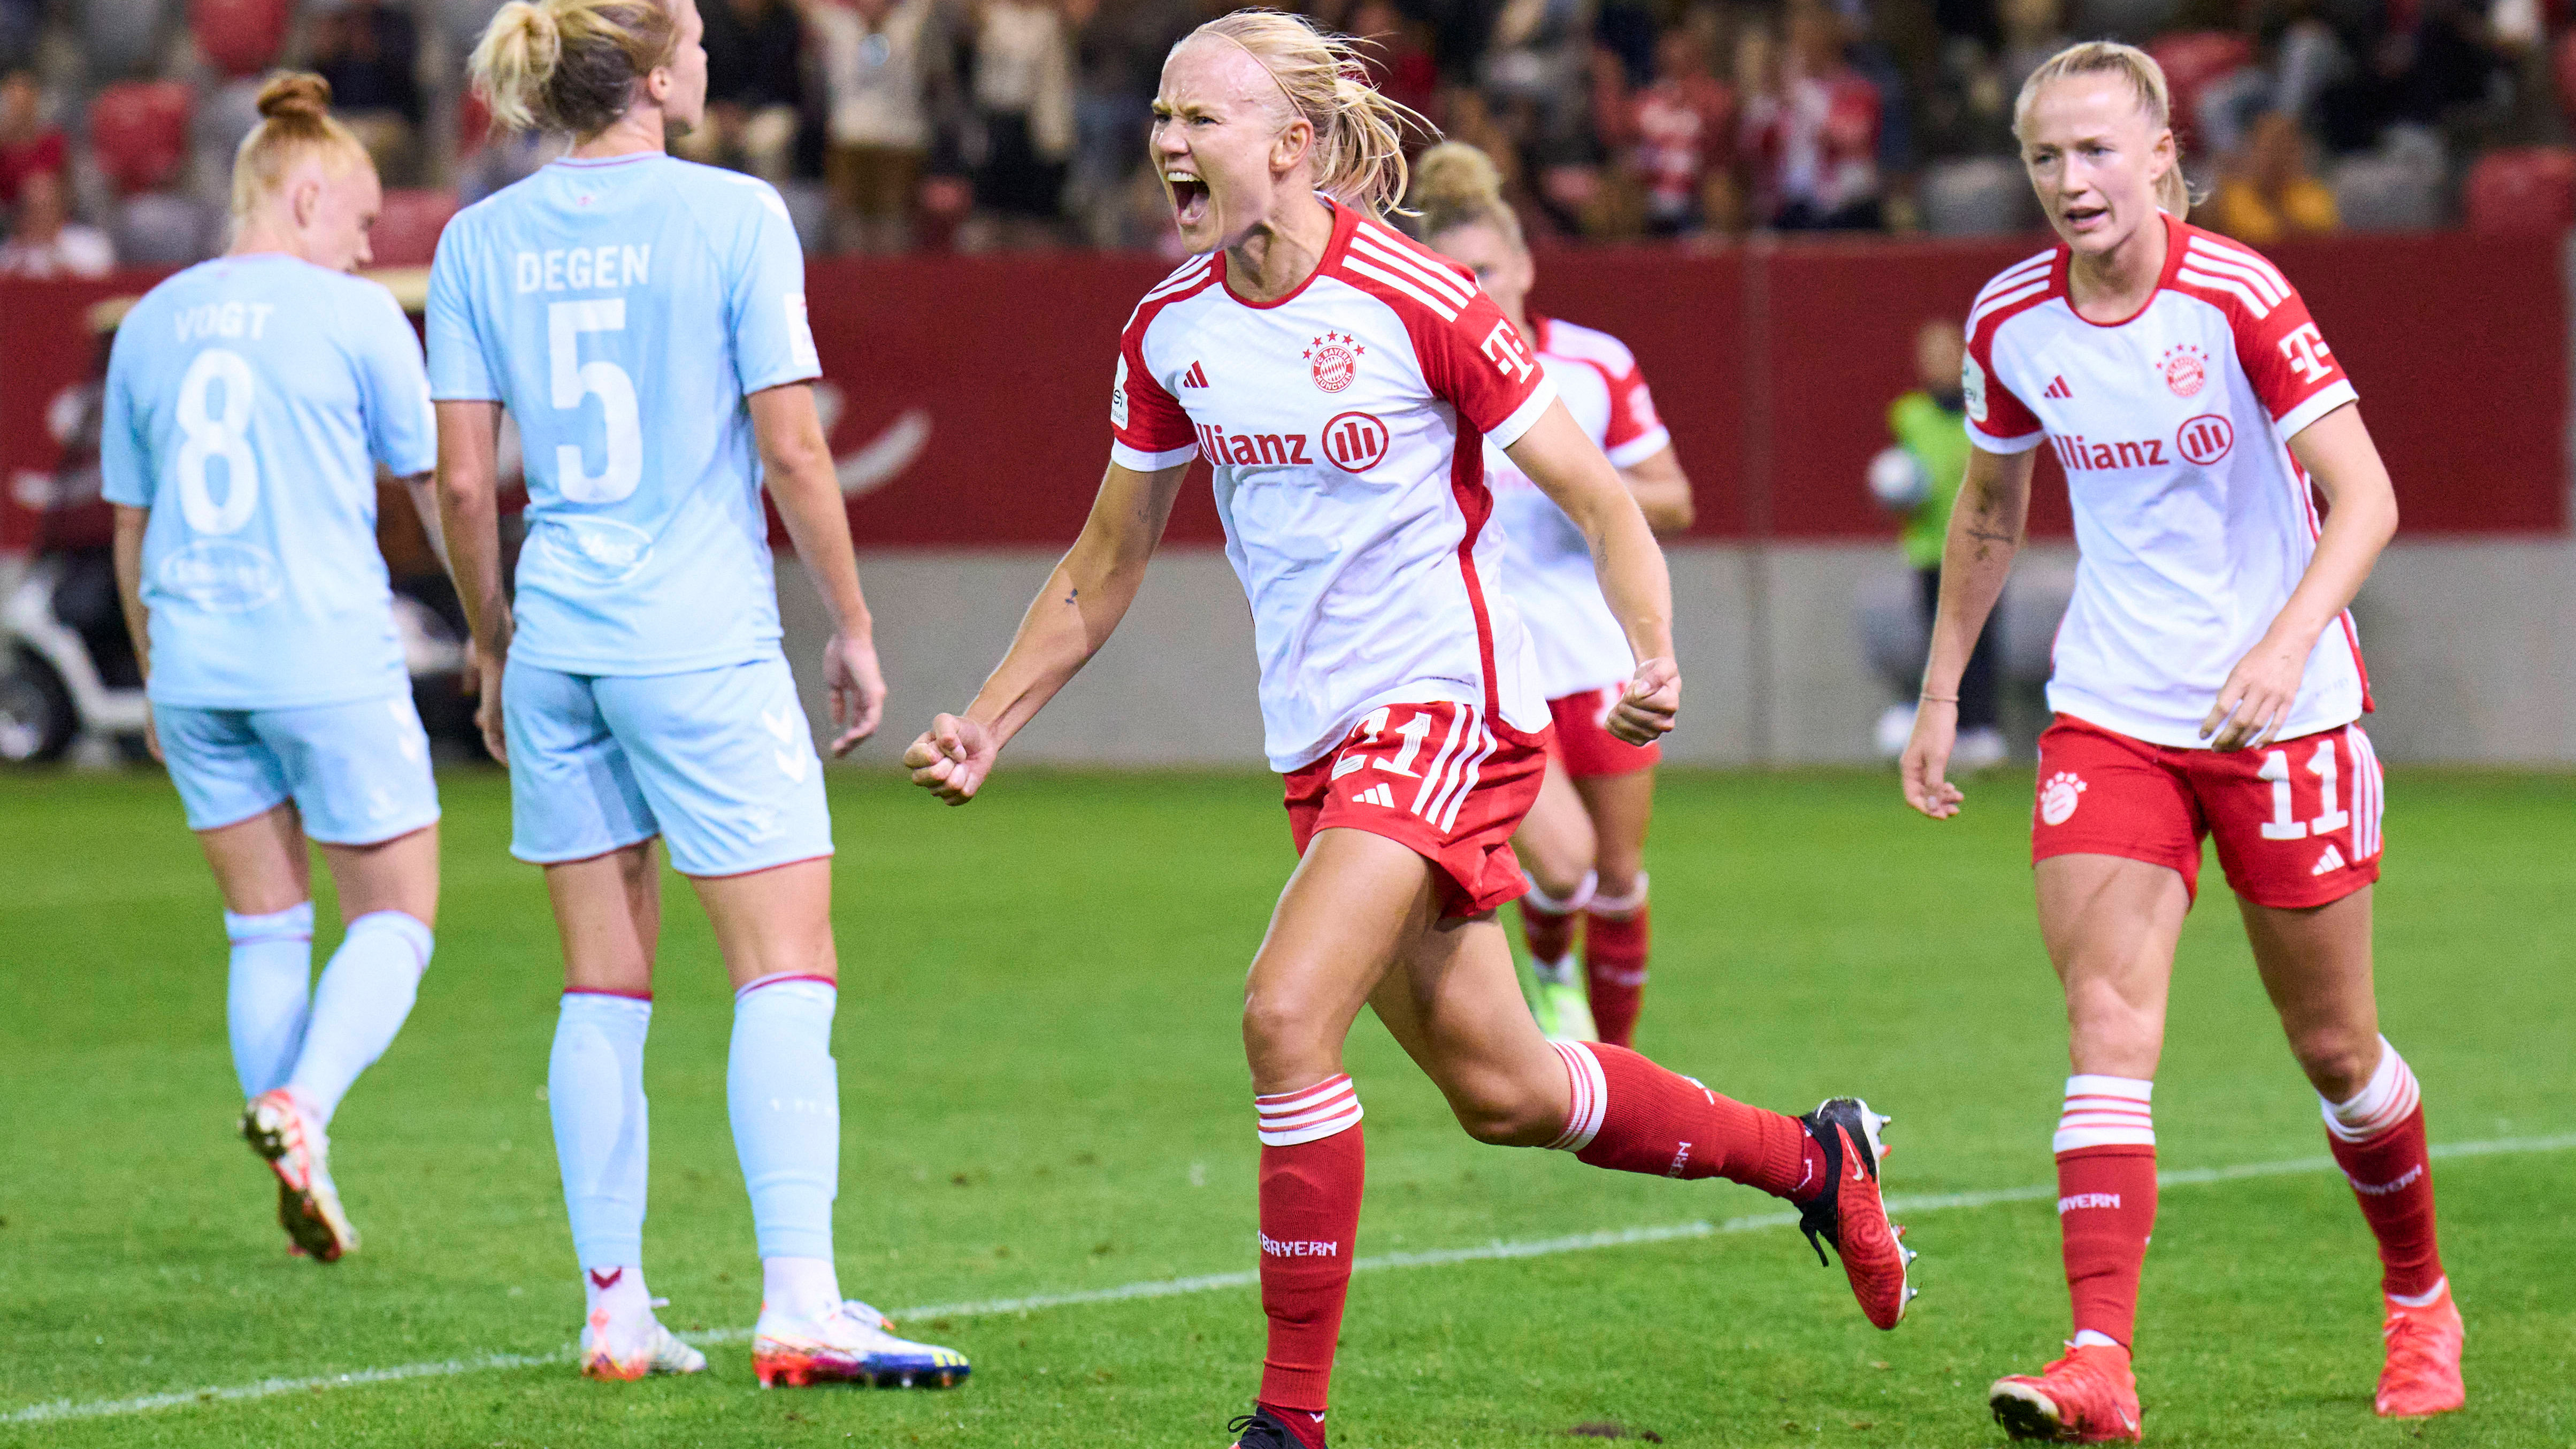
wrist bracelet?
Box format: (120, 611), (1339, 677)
(1919, 692), (1960, 704)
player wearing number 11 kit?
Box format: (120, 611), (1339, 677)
(1907, 42), (2456, 1440)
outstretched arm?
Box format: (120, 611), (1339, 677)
(1617, 442), (1695, 535)
(2200, 403), (2396, 751)
(1503, 400), (1677, 743)
(433, 400), (510, 763)
(1902, 443), (2034, 818)
(111, 504), (160, 761)
(903, 458), (1192, 803)
(750, 381), (883, 755)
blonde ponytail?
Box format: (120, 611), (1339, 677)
(229, 72), (369, 221)
(1410, 141), (1523, 248)
(470, 0), (677, 140)
(2013, 40), (2197, 217)
(1189, 10), (1430, 218)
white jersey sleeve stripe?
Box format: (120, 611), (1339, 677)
(1110, 439), (1199, 471)
(1973, 251), (2056, 305)
(2186, 235), (2291, 295)
(2181, 242), (2288, 305)
(1969, 277), (2053, 331)
(2274, 378), (2358, 439)
(1487, 373), (1559, 449)
(1604, 424), (1672, 469)
(1140, 258), (1214, 303)
(1350, 229), (1475, 306)
(1341, 255), (1460, 321)
(2174, 265), (2274, 319)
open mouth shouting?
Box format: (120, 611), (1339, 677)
(2060, 198), (2111, 234)
(1165, 165), (1211, 229)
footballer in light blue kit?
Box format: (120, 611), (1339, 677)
(103, 73), (443, 1266)
(431, 0), (958, 1391)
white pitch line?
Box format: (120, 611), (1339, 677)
(10, 1132), (2570, 1427)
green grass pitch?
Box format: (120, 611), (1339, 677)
(1, 765), (2570, 1447)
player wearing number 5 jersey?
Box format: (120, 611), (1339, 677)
(105, 74), (442, 1267)
(903, 16), (1911, 1448)
(430, 0), (964, 1390)
(1901, 43), (2457, 1441)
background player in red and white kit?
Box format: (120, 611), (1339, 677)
(903, 14), (1914, 1447)
(1900, 42), (2457, 1441)
(1412, 141), (1695, 1049)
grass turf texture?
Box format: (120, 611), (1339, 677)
(0, 765), (2569, 1448)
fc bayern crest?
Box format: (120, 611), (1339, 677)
(1306, 331), (1363, 393)
(2159, 344), (2207, 398)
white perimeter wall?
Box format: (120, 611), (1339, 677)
(783, 536), (2576, 769)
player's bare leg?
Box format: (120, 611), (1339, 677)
(1990, 854), (2185, 1441)
(1233, 832), (1912, 1449)
(695, 860), (965, 1390)
(2240, 887), (2459, 1419)
(1506, 762), (1598, 1040)
(1572, 768), (1657, 1046)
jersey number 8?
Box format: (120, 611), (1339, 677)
(549, 299), (643, 503)
(175, 348), (260, 535)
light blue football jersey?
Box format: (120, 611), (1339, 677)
(425, 154), (822, 676)
(100, 254), (437, 709)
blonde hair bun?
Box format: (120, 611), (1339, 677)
(471, 0), (675, 140)
(1410, 141), (1508, 238)
(253, 72), (334, 122)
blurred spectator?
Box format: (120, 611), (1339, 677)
(1872, 317), (2005, 768)
(967, 0), (1076, 249)
(1065, 0), (1193, 245)
(1350, 0), (1438, 120)
(686, 0), (805, 185)
(0, 0), (39, 73)
(1748, 2), (1885, 228)
(312, 0), (424, 181)
(1998, 0), (2071, 96)
(0, 169), (113, 278)
(2209, 109), (2338, 242)
(815, 0), (932, 251)
(1614, 19), (1737, 234)
(1, 67), (64, 207)
(2318, 0), (2508, 151)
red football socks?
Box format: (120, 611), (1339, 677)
(1548, 1041), (1823, 1200)
(1253, 1077), (1366, 1415)
(2056, 1145), (2158, 1347)
(1583, 892), (1649, 1048)
(1517, 875), (1587, 969)
(2322, 1041), (2445, 1301)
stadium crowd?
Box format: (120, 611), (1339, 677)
(0, 0), (2567, 265)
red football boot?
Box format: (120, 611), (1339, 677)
(2375, 1286), (2465, 1419)
(1989, 1343), (2142, 1443)
(1794, 1097), (1916, 1329)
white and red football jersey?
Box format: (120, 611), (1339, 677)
(1484, 315), (1672, 699)
(1109, 201), (1560, 772)
(1965, 213), (2368, 749)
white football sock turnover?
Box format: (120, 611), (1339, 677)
(2321, 1036), (2418, 1144)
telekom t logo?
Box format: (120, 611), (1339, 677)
(2279, 323), (2333, 384)
(1482, 320), (1535, 382)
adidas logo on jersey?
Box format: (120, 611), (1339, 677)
(2313, 843), (2348, 876)
(2043, 375), (2072, 398)
(1351, 783), (1397, 808)
(1179, 361), (1209, 388)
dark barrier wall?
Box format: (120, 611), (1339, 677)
(4, 229), (2562, 555)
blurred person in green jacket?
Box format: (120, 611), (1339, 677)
(1869, 318), (2006, 769)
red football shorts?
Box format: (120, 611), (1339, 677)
(2031, 714), (2385, 908)
(1283, 700), (1551, 918)
(1544, 685), (1662, 779)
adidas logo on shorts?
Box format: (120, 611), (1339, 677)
(1351, 783), (1396, 808)
(2312, 843), (2347, 876)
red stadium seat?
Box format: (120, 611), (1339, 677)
(369, 187), (461, 267)
(88, 81), (193, 194)
(189, 0), (289, 78)
(2146, 31), (2255, 151)
(2464, 148), (2576, 234)
(457, 90), (492, 156)
(2557, 30), (2576, 129)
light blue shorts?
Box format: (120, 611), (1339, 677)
(155, 694), (441, 845)
(502, 654), (832, 878)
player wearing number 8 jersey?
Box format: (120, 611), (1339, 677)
(429, 0), (964, 1391)
(904, 15), (1913, 1448)
(1901, 42), (2457, 1440)
(105, 73), (443, 1268)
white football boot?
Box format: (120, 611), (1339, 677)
(241, 1088), (358, 1262)
(580, 1298), (708, 1381)
(752, 1299), (971, 1389)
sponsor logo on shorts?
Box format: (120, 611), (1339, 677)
(761, 707), (809, 782)
(2312, 843), (2347, 875)
(2040, 771), (2087, 826)
(2058, 1191), (2122, 1213)
(1351, 782), (1396, 808)
(1260, 1232), (1341, 1258)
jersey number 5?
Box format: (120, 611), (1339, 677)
(175, 348), (259, 535)
(549, 300), (643, 503)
